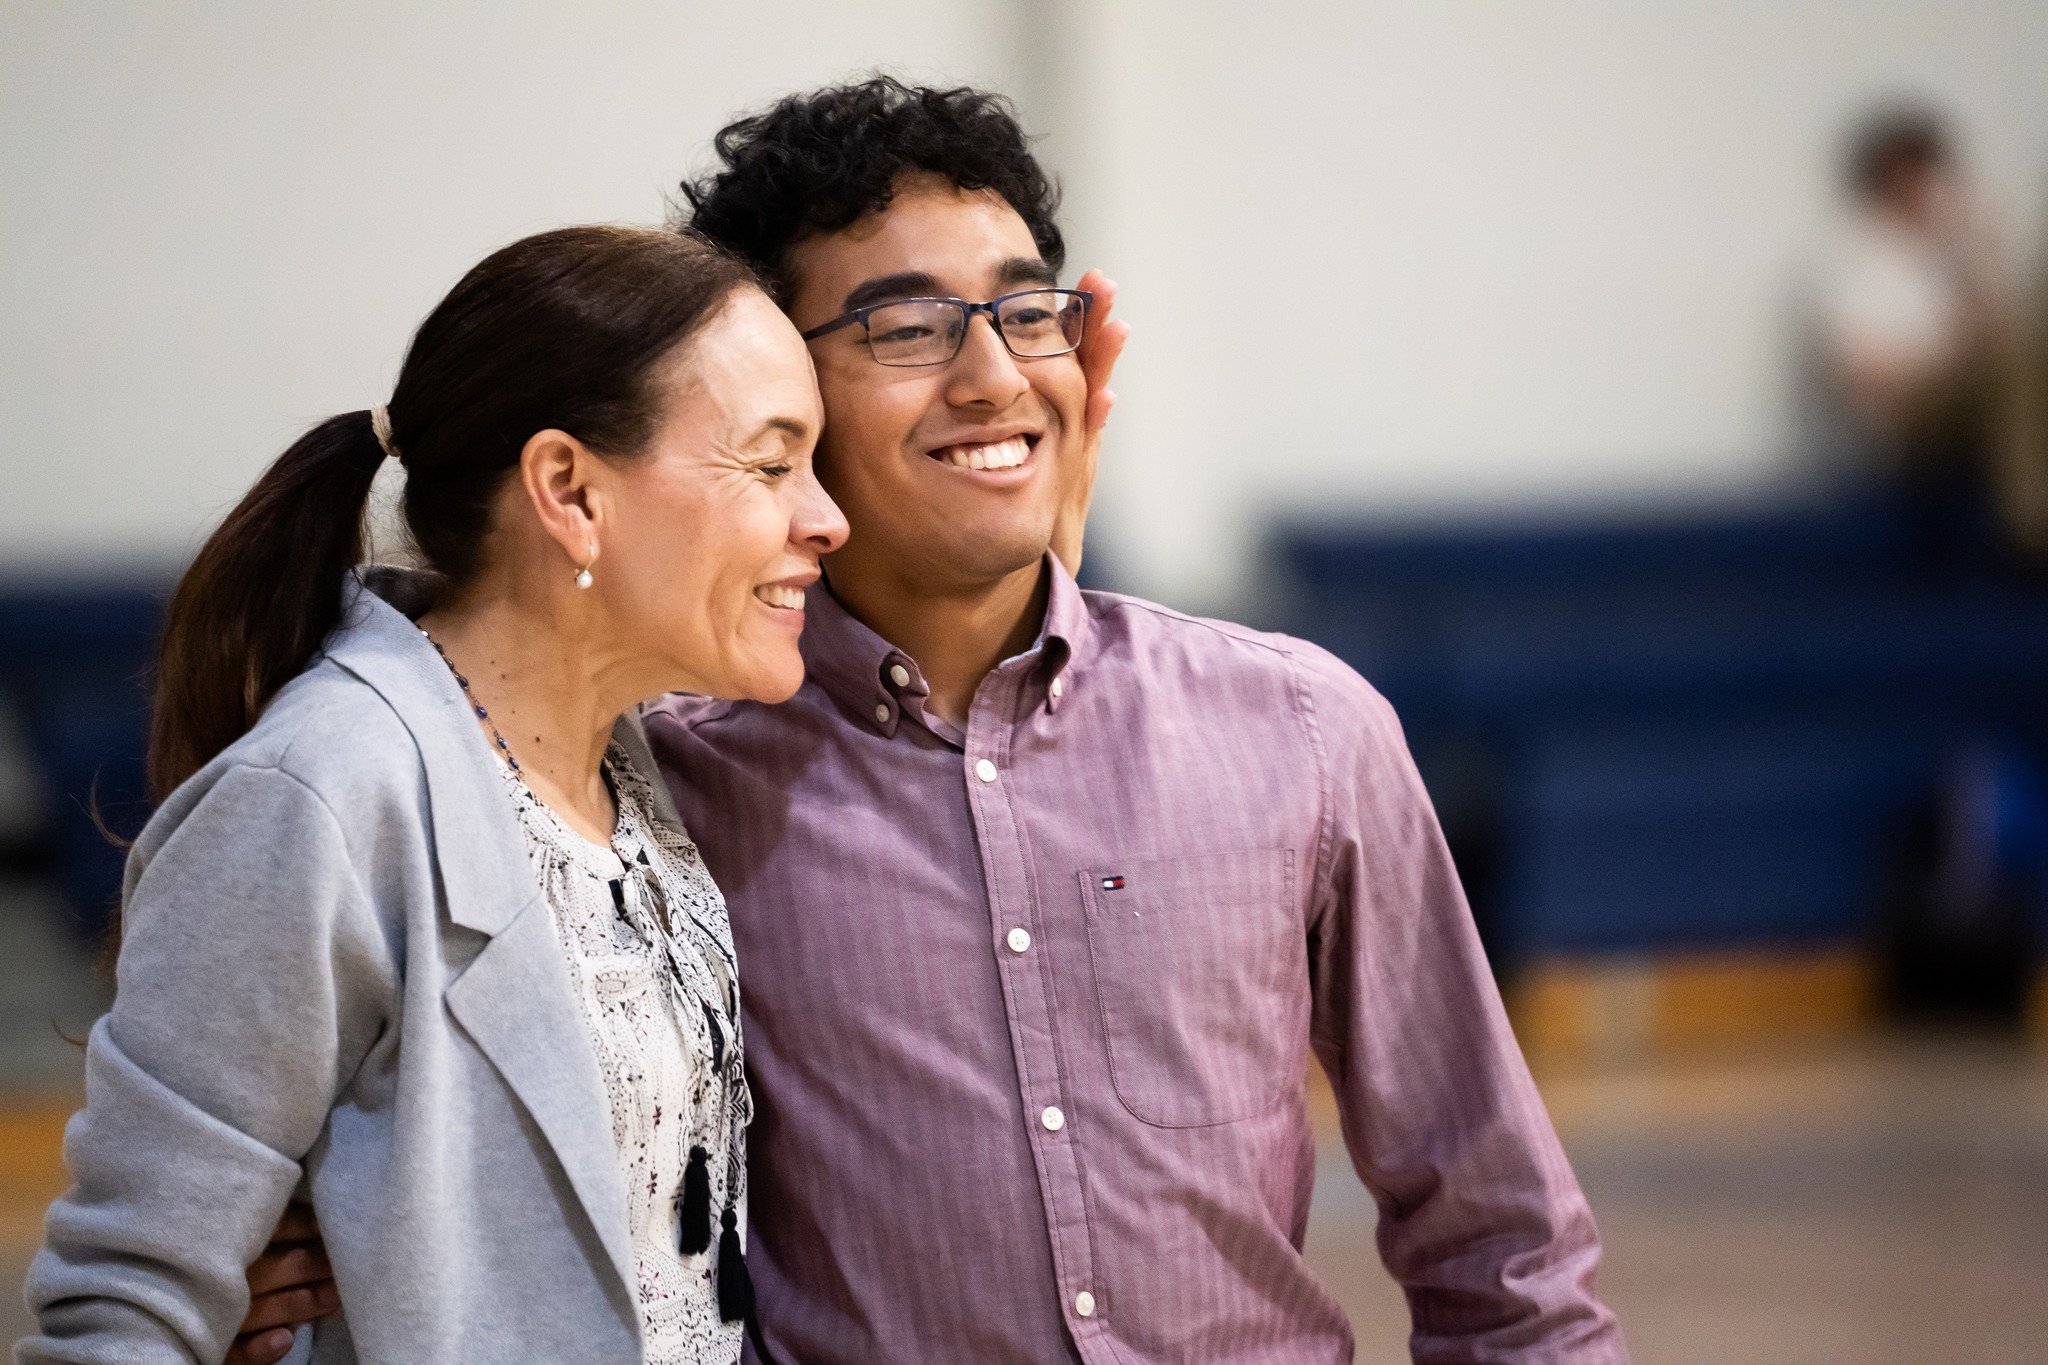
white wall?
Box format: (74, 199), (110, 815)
(1052, 1), (2048, 607)
(5, 2), (2047, 611)
(0, 0), (1021, 572)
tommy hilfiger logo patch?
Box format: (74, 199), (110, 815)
(1100, 876), (1126, 891)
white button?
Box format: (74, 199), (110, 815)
(1050, 676), (1065, 699)
(1073, 1290), (1096, 1318)
(874, 703), (892, 724)
(889, 663), (912, 688)
(1040, 1105), (1065, 1132)
(1007, 926), (1032, 954)
(975, 758), (998, 783)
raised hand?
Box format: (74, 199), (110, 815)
(1051, 268), (1129, 577)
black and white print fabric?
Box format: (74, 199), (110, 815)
(500, 744), (750, 1365)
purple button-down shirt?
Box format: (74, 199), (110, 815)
(642, 558), (1623, 1363)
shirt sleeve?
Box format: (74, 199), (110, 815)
(1294, 646), (1628, 1362)
(19, 761), (396, 1364)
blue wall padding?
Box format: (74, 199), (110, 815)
(1269, 495), (2048, 957)
(0, 582), (165, 938)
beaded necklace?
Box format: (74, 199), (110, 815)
(422, 630), (522, 774)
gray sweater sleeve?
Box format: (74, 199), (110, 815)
(20, 762), (397, 1364)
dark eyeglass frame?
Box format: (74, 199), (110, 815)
(799, 288), (1092, 367)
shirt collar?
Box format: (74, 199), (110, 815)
(1035, 552), (1091, 678)
(799, 552), (1092, 736)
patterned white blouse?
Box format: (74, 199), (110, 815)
(498, 743), (749, 1365)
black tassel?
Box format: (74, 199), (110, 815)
(717, 1207), (754, 1324)
(678, 1146), (712, 1255)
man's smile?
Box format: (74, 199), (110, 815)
(933, 433), (1031, 470)
(921, 427), (1043, 481)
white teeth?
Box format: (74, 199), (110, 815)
(754, 583), (805, 610)
(940, 435), (1029, 471)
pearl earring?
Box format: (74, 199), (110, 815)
(574, 566), (593, 590)
(575, 543), (594, 590)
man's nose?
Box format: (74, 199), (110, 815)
(943, 313), (1030, 410)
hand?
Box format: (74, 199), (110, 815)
(227, 1204), (339, 1365)
(1051, 268), (1130, 577)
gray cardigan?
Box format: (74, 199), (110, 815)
(20, 571), (675, 1363)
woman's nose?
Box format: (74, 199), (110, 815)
(794, 469), (850, 555)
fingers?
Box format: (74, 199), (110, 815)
(1077, 268), (1115, 334)
(247, 1241), (333, 1298)
(231, 1204), (333, 1360)
(1074, 268), (1128, 441)
(239, 1240), (338, 1350)
(1083, 321), (1130, 437)
(268, 1204), (320, 1244)
(1076, 270), (1120, 373)
(226, 1327), (299, 1365)
(242, 1278), (342, 1335)
(1078, 276), (1121, 381)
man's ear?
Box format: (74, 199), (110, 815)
(519, 429), (605, 573)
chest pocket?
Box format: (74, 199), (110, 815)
(1079, 848), (1302, 1128)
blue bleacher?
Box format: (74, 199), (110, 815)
(1270, 495), (2048, 962)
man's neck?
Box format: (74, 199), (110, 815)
(825, 556), (1050, 728)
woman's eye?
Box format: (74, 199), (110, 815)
(761, 463), (793, 479)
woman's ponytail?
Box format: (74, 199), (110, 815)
(145, 225), (756, 802)
(146, 411), (385, 800)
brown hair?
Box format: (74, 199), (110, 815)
(147, 224), (755, 799)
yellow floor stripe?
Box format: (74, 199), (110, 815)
(1507, 948), (1876, 1066)
(0, 1096), (79, 1244)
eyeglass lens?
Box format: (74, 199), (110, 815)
(863, 290), (1086, 366)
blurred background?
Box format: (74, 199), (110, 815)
(4, 2), (2047, 1359)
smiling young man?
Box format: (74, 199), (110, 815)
(641, 79), (1627, 1363)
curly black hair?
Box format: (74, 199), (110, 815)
(679, 76), (1064, 302)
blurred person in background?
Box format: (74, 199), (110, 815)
(1802, 103), (2015, 568)
(21, 225), (847, 1363)
(1797, 105), (2048, 1027)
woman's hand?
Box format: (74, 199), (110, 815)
(226, 1205), (339, 1365)
(1051, 268), (1130, 578)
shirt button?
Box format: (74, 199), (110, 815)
(1050, 676), (1065, 699)
(1007, 926), (1032, 954)
(889, 663), (911, 688)
(1074, 1290), (1096, 1318)
(975, 758), (998, 783)
(1040, 1105), (1065, 1132)
(874, 703), (892, 724)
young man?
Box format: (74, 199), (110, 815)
(234, 79), (1623, 1365)
(651, 78), (1624, 1362)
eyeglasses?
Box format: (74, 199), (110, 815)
(800, 288), (1091, 368)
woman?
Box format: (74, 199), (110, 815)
(20, 224), (845, 1363)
